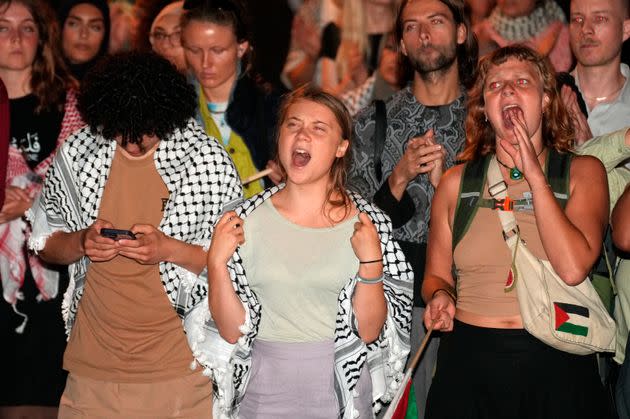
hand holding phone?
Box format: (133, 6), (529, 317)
(100, 228), (137, 241)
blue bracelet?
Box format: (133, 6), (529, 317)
(357, 274), (384, 285)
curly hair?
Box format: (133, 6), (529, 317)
(0, 0), (74, 113)
(395, 0), (478, 89)
(273, 85), (353, 223)
(460, 45), (574, 161)
(78, 51), (197, 145)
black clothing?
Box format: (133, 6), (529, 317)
(9, 95), (63, 169)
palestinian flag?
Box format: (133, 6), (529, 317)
(554, 302), (589, 336)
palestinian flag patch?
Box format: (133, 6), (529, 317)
(554, 302), (589, 336)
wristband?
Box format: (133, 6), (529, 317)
(432, 288), (456, 303)
(359, 258), (383, 264)
(357, 273), (384, 285)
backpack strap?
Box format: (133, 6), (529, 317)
(451, 149), (572, 251)
(452, 155), (491, 251)
(373, 100), (386, 182)
(545, 148), (572, 210)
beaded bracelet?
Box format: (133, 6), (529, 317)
(357, 274), (384, 285)
(432, 288), (456, 303)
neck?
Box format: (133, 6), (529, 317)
(274, 179), (336, 227)
(0, 68), (33, 98)
(412, 63), (461, 106)
(365, 3), (394, 34)
(575, 60), (625, 107)
(201, 74), (236, 104)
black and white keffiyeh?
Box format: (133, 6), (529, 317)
(488, 0), (566, 42)
(186, 186), (413, 419)
(27, 119), (243, 337)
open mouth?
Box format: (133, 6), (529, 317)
(502, 104), (522, 130)
(292, 149), (311, 167)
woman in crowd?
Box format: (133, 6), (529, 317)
(0, 0), (83, 417)
(339, 31), (403, 116)
(319, 0), (398, 96)
(281, 0), (341, 89)
(148, 1), (186, 72)
(474, 0), (572, 72)
(205, 86), (413, 418)
(57, 0), (110, 81)
(422, 45), (613, 418)
(180, 0), (282, 198)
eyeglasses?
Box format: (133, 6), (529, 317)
(150, 31), (181, 47)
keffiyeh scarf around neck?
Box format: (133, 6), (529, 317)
(489, 0), (566, 42)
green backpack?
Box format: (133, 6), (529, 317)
(451, 150), (616, 314)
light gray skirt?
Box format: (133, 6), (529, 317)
(238, 339), (373, 419)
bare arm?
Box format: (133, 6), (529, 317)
(528, 156), (608, 285)
(613, 184), (630, 252)
(206, 212), (246, 344)
(421, 166), (460, 331)
(39, 219), (117, 265)
(351, 213), (387, 343)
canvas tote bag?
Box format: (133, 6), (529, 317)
(486, 156), (615, 355)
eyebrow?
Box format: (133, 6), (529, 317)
(286, 116), (332, 127)
(0, 17), (35, 24)
(571, 9), (613, 15)
(153, 24), (181, 32)
(67, 14), (104, 23)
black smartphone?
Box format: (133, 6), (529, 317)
(100, 228), (136, 240)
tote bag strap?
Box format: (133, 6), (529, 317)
(485, 156), (519, 239)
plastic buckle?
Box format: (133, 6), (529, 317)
(488, 181), (507, 198)
(493, 197), (514, 211)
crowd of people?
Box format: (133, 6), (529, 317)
(0, 0), (629, 418)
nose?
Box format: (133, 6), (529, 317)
(202, 51), (211, 68)
(501, 80), (516, 96)
(9, 27), (20, 44)
(79, 24), (88, 39)
(418, 23), (430, 42)
(296, 125), (311, 141)
(581, 18), (595, 35)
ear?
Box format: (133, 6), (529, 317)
(542, 92), (551, 112)
(237, 41), (249, 58)
(336, 139), (349, 158)
(456, 23), (466, 46)
(623, 18), (630, 43)
(399, 38), (408, 57)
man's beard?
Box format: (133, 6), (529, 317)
(407, 43), (458, 79)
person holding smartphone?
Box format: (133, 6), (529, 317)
(28, 51), (243, 418)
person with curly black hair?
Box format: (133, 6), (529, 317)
(28, 51), (243, 418)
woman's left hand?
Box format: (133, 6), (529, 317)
(500, 109), (545, 184)
(351, 212), (382, 264)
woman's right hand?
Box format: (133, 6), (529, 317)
(207, 211), (245, 269)
(423, 291), (456, 332)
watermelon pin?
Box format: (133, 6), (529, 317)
(504, 232), (520, 293)
(504, 269), (516, 292)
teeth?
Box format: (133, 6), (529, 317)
(503, 104), (519, 111)
(295, 149), (308, 155)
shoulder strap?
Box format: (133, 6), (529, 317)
(373, 99), (386, 182)
(545, 149), (572, 210)
(452, 155), (491, 251)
